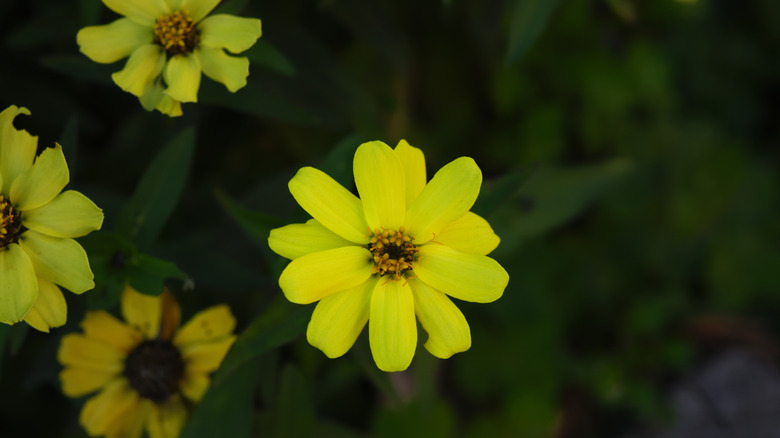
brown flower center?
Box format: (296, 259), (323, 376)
(123, 340), (184, 403)
(153, 11), (200, 56)
(0, 195), (22, 250)
(367, 227), (419, 280)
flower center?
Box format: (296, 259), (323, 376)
(153, 11), (200, 56)
(123, 340), (184, 403)
(367, 227), (419, 280)
(0, 195), (23, 250)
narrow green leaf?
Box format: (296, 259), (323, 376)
(472, 168), (532, 218)
(505, 0), (562, 64)
(245, 40), (296, 76)
(317, 135), (362, 188)
(39, 55), (115, 84)
(215, 302), (309, 384)
(179, 356), (261, 438)
(198, 78), (315, 124)
(494, 159), (632, 252)
(211, 0), (249, 15)
(115, 127), (196, 248)
(59, 115), (79, 172)
(270, 364), (317, 438)
(215, 189), (286, 256)
(127, 254), (188, 296)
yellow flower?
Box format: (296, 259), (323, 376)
(59, 286), (237, 438)
(0, 106), (103, 331)
(77, 0), (262, 117)
(268, 140), (509, 372)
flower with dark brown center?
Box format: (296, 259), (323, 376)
(123, 339), (185, 403)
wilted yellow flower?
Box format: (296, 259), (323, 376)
(59, 286), (236, 438)
(268, 140), (509, 372)
(0, 105), (103, 331)
(77, 0), (262, 117)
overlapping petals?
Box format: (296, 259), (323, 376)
(0, 106), (103, 330)
(77, 0), (262, 116)
(269, 139), (509, 371)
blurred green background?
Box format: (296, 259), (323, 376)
(1, 0), (779, 437)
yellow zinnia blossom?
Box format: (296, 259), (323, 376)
(268, 140), (509, 372)
(59, 286), (237, 438)
(0, 105), (103, 331)
(77, 0), (262, 117)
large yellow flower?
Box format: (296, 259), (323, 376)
(59, 286), (236, 438)
(268, 140), (509, 372)
(0, 105), (103, 331)
(77, 0), (262, 117)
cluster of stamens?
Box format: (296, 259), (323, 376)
(0, 195), (22, 249)
(153, 11), (200, 56)
(367, 227), (419, 281)
(123, 339), (184, 403)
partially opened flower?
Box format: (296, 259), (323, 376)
(77, 0), (262, 117)
(268, 140), (509, 372)
(0, 105), (103, 331)
(59, 286), (236, 438)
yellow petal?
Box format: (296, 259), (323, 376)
(394, 139), (426, 205)
(0, 105), (37, 192)
(58, 333), (125, 372)
(19, 230), (94, 294)
(59, 367), (120, 398)
(436, 212), (500, 256)
(196, 46), (249, 92)
(102, 0), (170, 26)
(121, 285), (162, 339)
(307, 279), (374, 358)
(288, 167), (369, 244)
(408, 277), (470, 359)
(104, 395), (148, 438)
(147, 396), (188, 438)
(22, 190), (104, 238)
(180, 0), (220, 22)
(179, 370), (210, 402)
(23, 278), (67, 332)
(80, 379), (138, 437)
(163, 53), (201, 103)
(139, 81), (184, 117)
(405, 157), (482, 243)
(353, 141), (405, 231)
(268, 219), (353, 260)
(173, 304), (235, 347)
(10, 144), (69, 211)
(81, 310), (143, 353)
(180, 335), (235, 374)
(199, 15), (262, 53)
(369, 280), (416, 372)
(278, 246), (374, 304)
(414, 244), (508, 303)
(77, 18), (153, 64)
(112, 44), (166, 97)
(0, 243), (37, 324)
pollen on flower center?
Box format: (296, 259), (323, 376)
(0, 195), (23, 250)
(123, 339), (184, 403)
(153, 11), (200, 56)
(367, 227), (419, 280)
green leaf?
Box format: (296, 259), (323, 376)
(493, 159), (632, 252)
(317, 135), (362, 188)
(115, 128), (195, 248)
(245, 40), (296, 76)
(505, 0), (562, 64)
(179, 356), (261, 438)
(215, 302), (309, 382)
(59, 115), (79, 172)
(211, 0), (249, 15)
(472, 169), (532, 218)
(215, 190), (286, 257)
(126, 253), (188, 296)
(39, 54), (115, 84)
(198, 78), (315, 124)
(270, 364), (317, 438)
